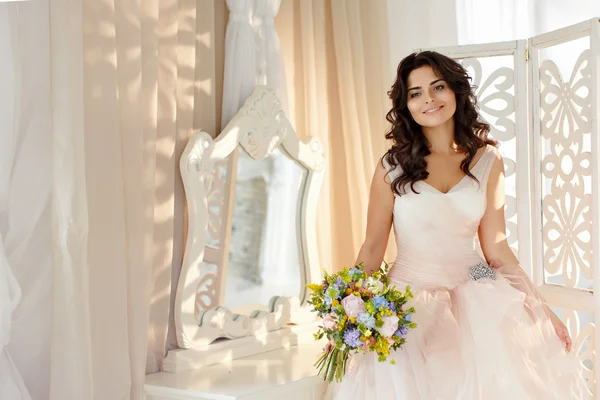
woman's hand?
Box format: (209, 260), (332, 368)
(546, 307), (572, 353)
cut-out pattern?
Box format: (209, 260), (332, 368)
(540, 50), (593, 289)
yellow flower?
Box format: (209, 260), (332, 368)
(348, 316), (356, 324)
(306, 283), (323, 292)
(346, 288), (353, 295)
(338, 316), (347, 331)
(331, 299), (340, 307)
(374, 337), (390, 358)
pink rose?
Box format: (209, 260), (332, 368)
(322, 313), (338, 330)
(376, 315), (399, 337)
(341, 294), (366, 318)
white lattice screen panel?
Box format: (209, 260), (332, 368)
(529, 20), (600, 398)
(537, 37), (592, 291)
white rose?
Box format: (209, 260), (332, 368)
(365, 277), (384, 295)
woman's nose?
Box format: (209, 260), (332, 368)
(423, 91), (434, 103)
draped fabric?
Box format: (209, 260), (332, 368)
(254, 0), (288, 112)
(222, 0), (257, 126)
(276, 0), (393, 272)
(1, 0), (227, 398)
(0, 2), (54, 399)
(0, 8), (31, 399)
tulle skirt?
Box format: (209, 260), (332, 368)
(325, 264), (589, 400)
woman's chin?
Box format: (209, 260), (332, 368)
(418, 114), (454, 129)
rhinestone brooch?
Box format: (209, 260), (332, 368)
(469, 262), (496, 281)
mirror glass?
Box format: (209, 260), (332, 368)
(223, 146), (306, 312)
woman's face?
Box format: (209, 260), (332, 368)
(405, 65), (456, 129)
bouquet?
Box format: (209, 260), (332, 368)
(306, 262), (417, 383)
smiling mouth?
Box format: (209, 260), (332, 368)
(423, 105), (444, 114)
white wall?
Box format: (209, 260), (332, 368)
(534, 0), (600, 35)
(386, 0), (458, 78)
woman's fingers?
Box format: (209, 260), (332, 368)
(562, 329), (572, 353)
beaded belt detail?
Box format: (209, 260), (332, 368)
(469, 262), (496, 281)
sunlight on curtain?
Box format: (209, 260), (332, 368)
(277, 0), (393, 272)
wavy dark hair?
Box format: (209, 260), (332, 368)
(383, 51), (497, 196)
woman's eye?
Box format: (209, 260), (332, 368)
(434, 84), (445, 91)
(410, 92), (420, 98)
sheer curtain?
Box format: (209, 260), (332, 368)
(50, 0), (93, 397)
(0, 0), (88, 398)
(222, 0), (256, 126)
(2, 0), (225, 399)
(456, 0), (600, 45)
(277, 0), (393, 272)
(251, 0), (301, 293)
(2, 1), (94, 398)
(0, 6), (33, 400)
(1, 2), (55, 400)
(455, 0), (534, 44)
(254, 0), (288, 111)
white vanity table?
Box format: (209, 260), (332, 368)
(145, 342), (328, 400)
(145, 87), (329, 399)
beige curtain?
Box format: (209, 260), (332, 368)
(81, 0), (156, 396)
(81, 0), (226, 398)
(147, 0), (227, 376)
(277, 0), (395, 272)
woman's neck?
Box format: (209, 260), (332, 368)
(422, 119), (457, 155)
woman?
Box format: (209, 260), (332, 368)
(326, 51), (587, 399)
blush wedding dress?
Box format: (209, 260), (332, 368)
(325, 145), (588, 400)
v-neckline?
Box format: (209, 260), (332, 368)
(421, 146), (489, 195)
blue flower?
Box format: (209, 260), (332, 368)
(372, 296), (389, 311)
(394, 325), (409, 338)
(343, 327), (363, 348)
(332, 277), (346, 292)
(388, 302), (396, 312)
(405, 313), (412, 322)
(356, 312), (376, 329)
(348, 268), (361, 279)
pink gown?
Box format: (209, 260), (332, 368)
(326, 144), (588, 399)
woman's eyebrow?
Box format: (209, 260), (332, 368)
(407, 79), (444, 92)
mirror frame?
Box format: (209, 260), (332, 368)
(164, 86), (325, 372)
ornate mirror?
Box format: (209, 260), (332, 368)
(165, 86), (325, 372)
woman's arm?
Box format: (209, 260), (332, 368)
(478, 149), (519, 268)
(355, 159), (395, 275)
(478, 150), (539, 291)
(478, 149), (572, 351)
